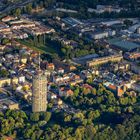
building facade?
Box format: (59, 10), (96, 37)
(86, 54), (123, 67)
(32, 71), (47, 112)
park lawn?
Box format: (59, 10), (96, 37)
(17, 39), (58, 55)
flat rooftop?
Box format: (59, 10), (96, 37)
(62, 17), (83, 27)
(0, 93), (8, 100)
(0, 98), (18, 105)
(73, 54), (99, 65)
(108, 38), (140, 51)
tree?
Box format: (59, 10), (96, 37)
(14, 8), (21, 17)
(52, 53), (59, 59)
(1, 117), (15, 135)
(64, 115), (72, 123)
(24, 128), (33, 139)
(74, 112), (85, 120)
(26, 3), (33, 14)
(124, 19), (133, 27)
(84, 125), (96, 139)
(115, 124), (126, 140)
(91, 88), (97, 95)
(87, 110), (100, 121)
(43, 112), (51, 122)
(1, 38), (10, 45)
(82, 88), (91, 95)
(61, 48), (66, 54)
(0, 69), (9, 77)
(30, 113), (40, 122)
(119, 97), (129, 105)
(75, 126), (85, 140)
(74, 87), (80, 96)
(86, 78), (93, 84)
(96, 96), (103, 104)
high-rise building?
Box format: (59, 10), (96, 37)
(135, 0), (140, 10)
(32, 71), (47, 112)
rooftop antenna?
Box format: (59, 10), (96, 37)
(39, 52), (41, 71)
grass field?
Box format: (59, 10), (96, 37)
(17, 39), (59, 55)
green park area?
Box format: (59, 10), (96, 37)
(17, 36), (60, 56)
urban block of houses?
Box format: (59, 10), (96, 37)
(88, 5), (122, 14)
(0, 16), (55, 39)
(0, 98), (19, 110)
(0, 76), (26, 88)
(89, 30), (116, 40)
(86, 54), (123, 67)
(16, 90), (32, 100)
(59, 86), (74, 97)
(104, 82), (126, 97)
(132, 83), (140, 92)
(41, 61), (55, 71)
(23, 25), (55, 36)
(1, 16), (17, 22)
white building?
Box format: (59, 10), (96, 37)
(18, 76), (25, 83)
(137, 27), (140, 34)
(91, 32), (109, 40)
(101, 20), (123, 26)
(132, 83), (140, 92)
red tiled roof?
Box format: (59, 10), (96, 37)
(83, 84), (93, 90)
(3, 136), (13, 140)
(108, 84), (117, 90)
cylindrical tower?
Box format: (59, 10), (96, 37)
(32, 72), (47, 112)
